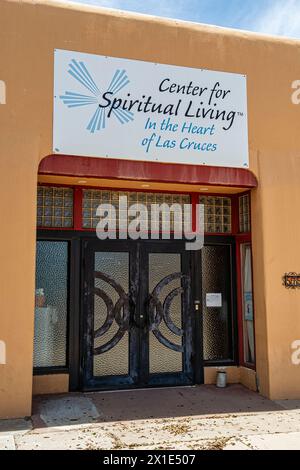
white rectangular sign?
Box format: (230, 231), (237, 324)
(53, 49), (248, 168)
(206, 293), (222, 308)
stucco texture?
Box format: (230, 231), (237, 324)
(0, 0), (300, 417)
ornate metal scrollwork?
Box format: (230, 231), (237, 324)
(93, 271), (130, 355)
(92, 269), (190, 355)
(148, 272), (190, 352)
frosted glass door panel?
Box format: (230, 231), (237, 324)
(202, 245), (233, 361)
(34, 241), (68, 367)
(148, 253), (183, 374)
(93, 252), (129, 377)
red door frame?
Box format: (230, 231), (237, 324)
(235, 190), (256, 369)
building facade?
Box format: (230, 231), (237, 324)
(0, 0), (300, 419)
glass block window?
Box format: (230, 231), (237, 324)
(37, 186), (73, 228)
(239, 194), (250, 233)
(199, 196), (232, 233)
(82, 189), (190, 231)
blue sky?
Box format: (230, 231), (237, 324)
(69, 0), (300, 39)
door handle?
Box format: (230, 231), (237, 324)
(129, 295), (138, 328)
(129, 287), (144, 329)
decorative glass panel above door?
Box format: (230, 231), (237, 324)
(82, 189), (190, 231)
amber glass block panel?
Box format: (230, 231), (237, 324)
(239, 194), (250, 233)
(82, 189), (190, 232)
(93, 252), (129, 376)
(34, 241), (68, 367)
(148, 253), (183, 374)
(202, 245), (232, 361)
(199, 196), (231, 233)
(37, 186), (73, 228)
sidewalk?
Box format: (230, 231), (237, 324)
(1, 385), (300, 450)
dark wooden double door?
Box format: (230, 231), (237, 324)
(82, 238), (234, 391)
(82, 239), (197, 390)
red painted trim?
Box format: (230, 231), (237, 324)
(236, 234), (256, 369)
(236, 192), (254, 367)
(236, 233), (252, 243)
(39, 155), (258, 189)
(191, 193), (198, 233)
(36, 226), (73, 231)
(236, 238), (244, 365)
(231, 194), (239, 235)
(249, 239), (257, 370)
(73, 187), (83, 230)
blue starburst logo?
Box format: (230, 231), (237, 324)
(59, 59), (134, 133)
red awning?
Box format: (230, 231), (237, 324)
(39, 155), (257, 189)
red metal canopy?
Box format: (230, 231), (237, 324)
(39, 155), (257, 189)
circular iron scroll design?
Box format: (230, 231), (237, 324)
(148, 272), (190, 353)
(93, 271), (130, 355)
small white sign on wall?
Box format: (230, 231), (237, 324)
(53, 49), (249, 168)
(206, 293), (222, 308)
(0, 80), (6, 104)
(0, 340), (6, 364)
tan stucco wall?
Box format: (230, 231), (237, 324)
(32, 374), (69, 395)
(1, 0), (300, 418)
